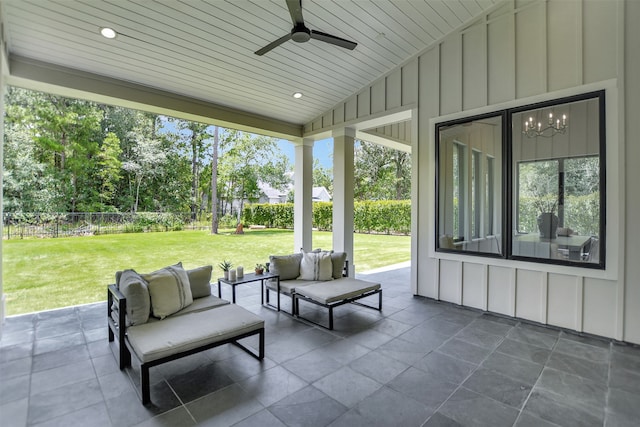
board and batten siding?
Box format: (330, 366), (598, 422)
(417, 0), (631, 343)
(304, 0), (640, 344)
(303, 58), (419, 134)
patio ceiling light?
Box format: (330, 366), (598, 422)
(292, 92), (303, 99)
(100, 27), (117, 39)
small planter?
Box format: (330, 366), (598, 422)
(254, 268), (264, 275)
(218, 260), (233, 280)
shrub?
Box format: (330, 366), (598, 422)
(243, 200), (412, 234)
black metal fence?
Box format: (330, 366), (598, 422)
(3, 212), (211, 239)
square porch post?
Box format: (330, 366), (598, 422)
(332, 128), (355, 276)
(293, 139), (313, 253)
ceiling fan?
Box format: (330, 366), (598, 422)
(255, 0), (358, 56)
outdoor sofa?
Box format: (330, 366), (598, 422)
(108, 263), (264, 404)
(266, 250), (382, 329)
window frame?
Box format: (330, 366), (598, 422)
(507, 90), (606, 269)
(434, 90), (606, 270)
(434, 111), (507, 258)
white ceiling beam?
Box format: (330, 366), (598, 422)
(7, 55), (303, 140)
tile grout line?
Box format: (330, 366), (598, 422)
(421, 318), (518, 426)
(512, 324), (559, 427)
(163, 379), (197, 425)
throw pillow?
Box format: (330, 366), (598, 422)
(269, 253), (303, 280)
(117, 269), (150, 326)
(143, 262), (193, 319)
(298, 250), (333, 281)
(187, 265), (213, 298)
(330, 251), (347, 279)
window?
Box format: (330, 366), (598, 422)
(511, 93), (604, 267)
(436, 90), (605, 269)
(436, 114), (503, 255)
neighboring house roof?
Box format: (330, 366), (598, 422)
(312, 187), (332, 202)
(253, 182), (332, 204)
(258, 182), (288, 200)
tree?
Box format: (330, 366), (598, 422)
(3, 87), (106, 212)
(3, 87), (298, 218)
(217, 130), (291, 221)
(3, 120), (60, 212)
(36, 95), (103, 211)
(122, 122), (167, 213)
(353, 140), (411, 201)
(96, 132), (122, 210)
(163, 119), (217, 219)
(211, 126), (219, 234)
(313, 159), (333, 192)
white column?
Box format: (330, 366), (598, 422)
(293, 139), (314, 253)
(332, 128), (355, 276)
(0, 40), (6, 336)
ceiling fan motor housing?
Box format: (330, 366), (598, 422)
(291, 25), (311, 43)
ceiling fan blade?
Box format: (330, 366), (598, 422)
(254, 33), (292, 55)
(285, 0), (305, 25)
(310, 30), (357, 50)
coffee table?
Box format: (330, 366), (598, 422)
(217, 272), (281, 309)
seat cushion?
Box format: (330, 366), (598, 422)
(269, 253), (303, 280)
(295, 278), (381, 304)
(143, 263), (194, 319)
(330, 252), (347, 279)
(187, 265), (213, 298)
(299, 250), (333, 281)
(266, 278), (319, 294)
(127, 304), (264, 363)
(172, 295), (229, 316)
(117, 269), (150, 326)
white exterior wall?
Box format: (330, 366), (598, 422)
(304, 0), (640, 344)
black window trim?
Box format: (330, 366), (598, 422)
(435, 90), (606, 270)
(434, 110), (507, 260)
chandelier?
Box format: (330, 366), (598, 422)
(523, 113), (567, 138)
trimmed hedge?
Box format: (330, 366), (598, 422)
(243, 200), (411, 235)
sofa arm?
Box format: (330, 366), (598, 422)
(107, 284), (130, 369)
(108, 284), (126, 326)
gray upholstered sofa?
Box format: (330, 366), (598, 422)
(108, 263), (264, 404)
(266, 250), (382, 329)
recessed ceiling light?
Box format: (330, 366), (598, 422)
(293, 92), (303, 99)
(100, 27), (117, 39)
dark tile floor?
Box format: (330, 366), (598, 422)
(2, 265), (640, 427)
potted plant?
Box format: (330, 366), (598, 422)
(533, 196), (559, 239)
(218, 260), (233, 280)
(255, 263), (265, 275)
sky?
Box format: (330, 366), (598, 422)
(278, 138), (334, 169)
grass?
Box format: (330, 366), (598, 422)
(2, 228), (410, 315)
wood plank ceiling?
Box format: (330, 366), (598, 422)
(1, 0), (500, 126)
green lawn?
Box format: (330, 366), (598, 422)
(2, 229), (410, 315)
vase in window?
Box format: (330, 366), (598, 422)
(537, 212), (559, 239)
